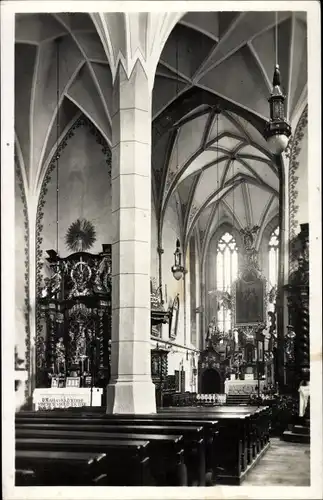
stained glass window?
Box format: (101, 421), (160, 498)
(216, 232), (238, 333)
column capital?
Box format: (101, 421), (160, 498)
(112, 59), (151, 119)
(91, 12), (183, 92)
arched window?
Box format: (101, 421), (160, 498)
(268, 227), (279, 289)
(216, 232), (238, 333)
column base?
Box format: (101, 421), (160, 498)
(106, 378), (156, 414)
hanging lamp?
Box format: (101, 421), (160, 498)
(171, 28), (185, 281)
(264, 13), (291, 155)
(171, 238), (185, 280)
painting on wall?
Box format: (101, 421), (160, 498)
(169, 294), (180, 339)
(233, 269), (266, 326)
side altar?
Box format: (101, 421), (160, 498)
(34, 242), (112, 410)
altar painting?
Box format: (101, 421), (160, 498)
(234, 271), (265, 326)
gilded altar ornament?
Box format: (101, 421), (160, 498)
(69, 260), (92, 297)
(95, 256), (111, 292)
(35, 336), (46, 368)
(65, 218), (97, 252)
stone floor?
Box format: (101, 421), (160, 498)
(243, 438), (310, 486)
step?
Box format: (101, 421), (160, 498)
(227, 398), (250, 401)
(227, 394), (249, 398)
(282, 431), (310, 444)
(293, 425), (310, 435)
(226, 401), (250, 405)
(227, 397), (250, 401)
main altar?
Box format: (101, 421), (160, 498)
(199, 225), (274, 395)
(34, 235), (112, 410)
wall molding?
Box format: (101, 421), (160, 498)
(286, 105), (308, 275)
(15, 159), (30, 402)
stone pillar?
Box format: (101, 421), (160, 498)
(107, 60), (156, 413)
(276, 155), (287, 392)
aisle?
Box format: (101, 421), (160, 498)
(243, 438), (310, 486)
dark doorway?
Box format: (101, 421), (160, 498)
(201, 368), (222, 393)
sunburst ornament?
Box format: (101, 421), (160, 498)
(65, 218), (97, 252)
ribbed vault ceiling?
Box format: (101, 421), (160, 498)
(14, 11), (307, 250)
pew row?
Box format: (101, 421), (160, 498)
(16, 415), (218, 485)
(16, 438), (155, 486)
(16, 450), (108, 486)
(16, 423), (206, 486)
(16, 405), (270, 485)
(16, 432), (187, 486)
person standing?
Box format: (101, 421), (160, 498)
(299, 379), (310, 418)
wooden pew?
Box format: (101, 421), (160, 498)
(16, 414), (218, 486)
(15, 467), (37, 486)
(167, 406), (266, 462)
(160, 405), (270, 456)
(202, 406), (270, 459)
(157, 407), (270, 484)
(16, 432), (187, 486)
(16, 438), (152, 486)
(16, 450), (108, 486)
(156, 411), (250, 482)
(16, 423), (204, 486)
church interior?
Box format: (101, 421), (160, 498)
(11, 9), (314, 489)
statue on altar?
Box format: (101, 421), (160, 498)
(55, 337), (66, 374)
(206, 316), (216, 341)
(41, 263), (62, 298)
(72, 325), (87, 363)
(240, 225), (260, 270)
(94, 256), (111, 293)
(68, 322), (95, 373)
(206, 317), (224, 345)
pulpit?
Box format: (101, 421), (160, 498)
(151, 344), (170, 408)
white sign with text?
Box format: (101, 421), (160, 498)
(33, 387), (103, 410)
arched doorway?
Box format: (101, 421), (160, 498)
(201, 369), (222, 394)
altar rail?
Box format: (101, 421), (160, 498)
(196, 394), (227, 405)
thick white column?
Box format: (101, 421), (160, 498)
(107, 61), (156, 413)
